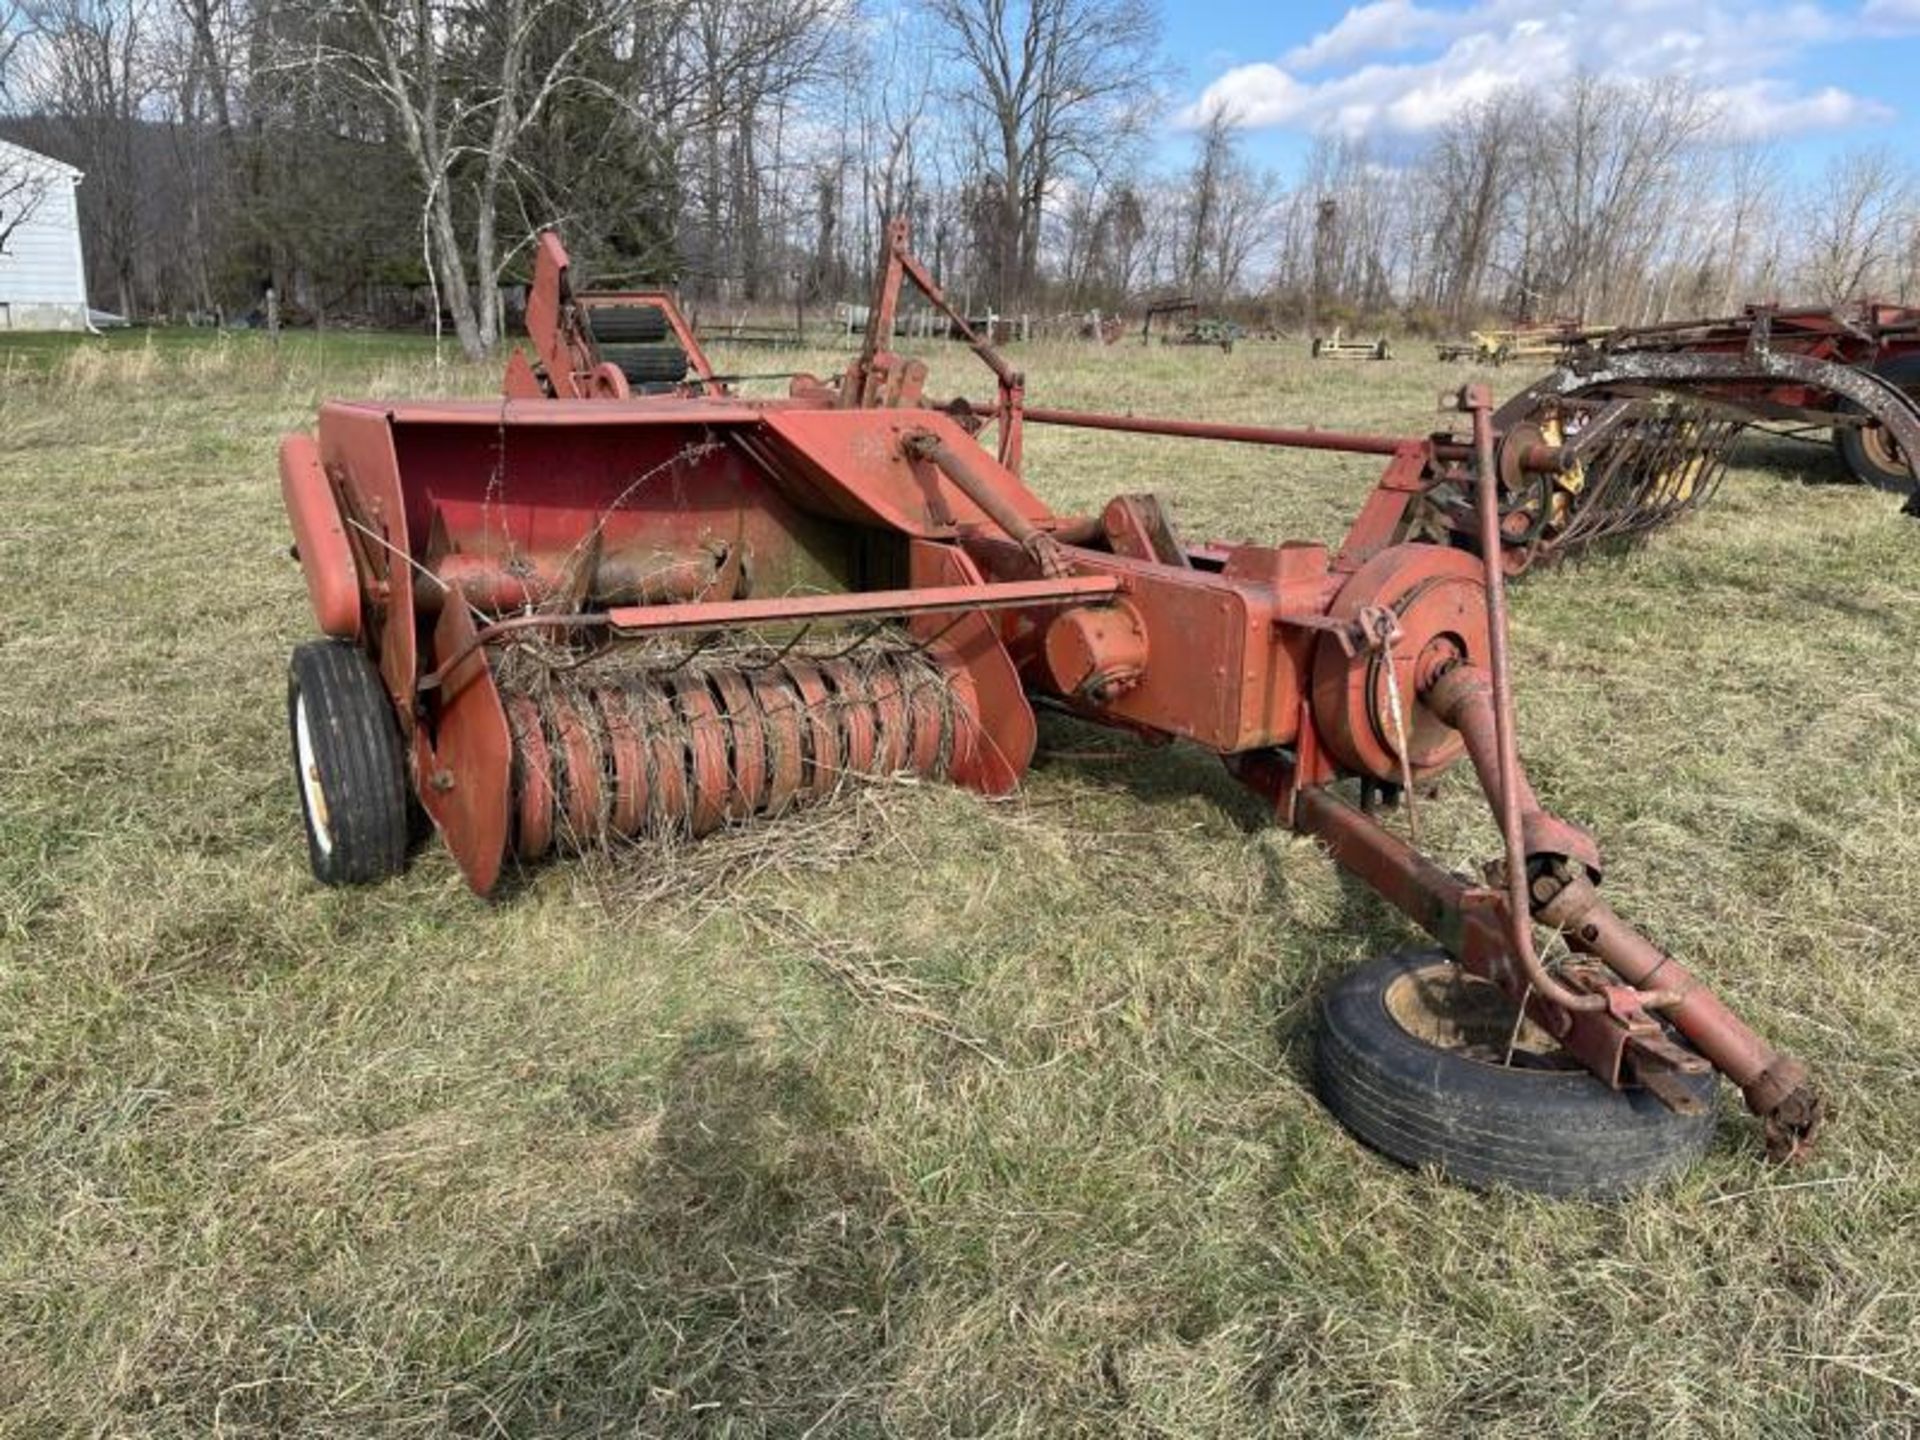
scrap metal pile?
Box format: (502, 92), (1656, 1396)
(278, 222), (1865, 1198)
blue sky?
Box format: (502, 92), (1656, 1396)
(1156, 0), (1920, 176)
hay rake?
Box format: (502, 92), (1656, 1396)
(279, 221), (1831, 1196)
(1412, 303), (1920, 572)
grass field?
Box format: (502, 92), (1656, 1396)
(3, 326), (1918, 1437)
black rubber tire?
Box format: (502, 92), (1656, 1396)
(600, 342), (688, 386)
(1832, 354), (1920, 493)
(1315, 950), (1718, 1198)
(586, 303), (669, 343)
(287, 640), (409, 886)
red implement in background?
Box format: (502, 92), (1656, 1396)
(1416, 303), (1920, 570)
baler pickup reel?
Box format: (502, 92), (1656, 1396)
(277, 220), (1824, 1196)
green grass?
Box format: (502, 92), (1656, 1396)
(2, 329), (1918, 1436)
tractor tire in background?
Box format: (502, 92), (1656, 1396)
(287, 640), (410, 886)
(585, 303), (670, 343)
(600, 343), (689, 387)
(1832, 354), (1920, 494)
(1315, 950), (1718, 1198)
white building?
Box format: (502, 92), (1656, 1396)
(0, 138), (89, 331)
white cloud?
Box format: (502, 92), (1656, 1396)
(1862, 0), (1920, 30)
(1180, 0), (1886, 141)
(1188, 64), (1309, 127)
(1705, 80), (1894, 137)
(1282, 1), (1453, 70)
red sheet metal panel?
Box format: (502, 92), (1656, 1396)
(757, 407), (1056, 537)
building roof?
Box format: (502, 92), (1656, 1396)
(0, 137), (83, 182)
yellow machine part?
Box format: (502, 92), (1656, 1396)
(1649, 426), (1709, 504)
(1537, 414), (1586, 531)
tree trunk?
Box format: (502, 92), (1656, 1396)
(429, 183), (485, 359)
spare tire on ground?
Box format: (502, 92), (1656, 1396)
(1314, 949), (1717, 1198)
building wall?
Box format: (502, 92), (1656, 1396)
(0, 143), (88, 331)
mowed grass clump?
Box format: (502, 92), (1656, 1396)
(2, 328), (1918, 1436)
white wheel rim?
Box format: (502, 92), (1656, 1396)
(295, 694), (335, 857)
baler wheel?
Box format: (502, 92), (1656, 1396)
(287, 641), (409, 886)
(1833, 354), (1920, 494)
(1315, 950), (1716, 1198)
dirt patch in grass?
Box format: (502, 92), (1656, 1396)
(2, 331), (1918, 1436)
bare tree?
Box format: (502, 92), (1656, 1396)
(16, 0), (1916, 337)
(1797, 146), (1914, 305)
(0, 139), (52, 254)
(1531, 76), (1717, 320)
(1176, 105), (1274, 303)
(1713, 143), (1784, 310)
(1427, 90), (1535, 322)
(924, 0), (1156, 307)
(292, 0), (611, 358)
(0, 7), (49, 259)
(0, 0), (29, 84)
(1181, 104), (1230, 297)
(20, 0), (154, 315)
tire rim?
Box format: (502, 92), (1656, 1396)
(294, 693), (334, 857)
(1859, 421), (1905, 474)
(1381, 961), (1577, 1072)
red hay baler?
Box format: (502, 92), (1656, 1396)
(276, 222), (1824, 1196)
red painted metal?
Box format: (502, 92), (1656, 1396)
(848, 217), (1028, 473)
(596, 688), (649, 836)
(750, 668), (806, 814)
(603, 576), (1119, 633)
(506, 694), (555, 861)
(277, 216), (1830, 1169)
(1022, 407), (1572, 477)
(279, 433), (361, 640)
(783, 661), (839, 799)
(906, 540), (1032, 795)
(515, 230), (725, 400)
(1026, 405), (1420, 458)
(415, 594), (513, 894)
(755, 408), (1056, 538)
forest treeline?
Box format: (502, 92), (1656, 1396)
(1, 0), (1916, 358)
